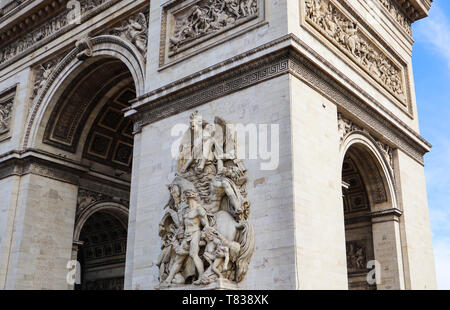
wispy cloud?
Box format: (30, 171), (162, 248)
(415, 3), (450, 68)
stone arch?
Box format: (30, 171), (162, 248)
(340, 130), (397, 211)
(73, 201), (129, 242)
(72, 201), (129, 290)
(340, 130), (405, 290)
(23, 35), (146, 152)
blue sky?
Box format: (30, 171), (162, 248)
(413, 0), (450, 290)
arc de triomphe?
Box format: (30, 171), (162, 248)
(0, 0), (436, 290)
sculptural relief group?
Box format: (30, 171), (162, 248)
(305, 0), (405, 99)
(156, 112), (255, 288)
(169, 0), (258, 52)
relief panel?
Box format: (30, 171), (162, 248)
(300, 0), (412, 116)
(159, 0), (266, 67)
(0, 87), (16, 138)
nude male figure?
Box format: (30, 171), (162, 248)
(161, 189), (209, 286)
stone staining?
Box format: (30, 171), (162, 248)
(377, 0), (412, 36)
(169, 0), (258, 54)
(0, 0), (114, 65)
(108, 11), (149, 58)
(305, 0), (405, 101)
(157, 111), (255, 288)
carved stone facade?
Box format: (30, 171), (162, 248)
(303, 0), (409, 112)
(0, 0), (124, 67)
(31, 56), (63, 101)
(168, 0), (258, 53)
(0, 0), (436, 291)
(0, 87), (15, 135)
(157, 111), (254, 288)
(338, 112), (394, 174)
(377, 0), (412, 35)
(159, 0), (265, 66)
(105, 8), (149, 57)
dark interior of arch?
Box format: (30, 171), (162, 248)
(76, 211), (128, 290)
(342, 152), (376, 290)
(43, 57), (136, 174)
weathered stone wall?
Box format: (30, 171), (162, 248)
(127, 75), (298, 289)
(290, 76), (348, 289)
(4, 174), (77, 289)
(396, 149), (437, 289)
(0, 175), (20, 289)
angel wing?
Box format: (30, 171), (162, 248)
(177, 128), (193, 173)
(214, 116), (237, 160)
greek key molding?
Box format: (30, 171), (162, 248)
(131, 41), (428, 165)
(133, 49), (289, 131)
(301, 0), (411, 116)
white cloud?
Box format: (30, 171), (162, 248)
(415, 3), (450, 68)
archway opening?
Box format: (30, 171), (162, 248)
(76, 210), (128, 290)
(39, 55), (137, 290)
(341, 133), (405, 290)
(342, 152), (376, 290)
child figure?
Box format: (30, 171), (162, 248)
(202, 227), (230, 278)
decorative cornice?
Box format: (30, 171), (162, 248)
(0, 0), (134, 71)
(287, 49), (427, 165)
(0, 0), (28, 17)
(132, 49), (289, 131)
(0, 150), (132, 192)
(302, 0), (411, 115)
(345, 207), (403, 224)
(23, 34), (145, 151)
(394, 0), (432, 22)
(0, 86), (16, 135)
(377, 0), (412, 36)
(129, 36), (430, 165)
(338, 112), (395, 183)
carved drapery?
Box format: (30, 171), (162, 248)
(304, 0), (407, 105)
(157, 111), (255, 289)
